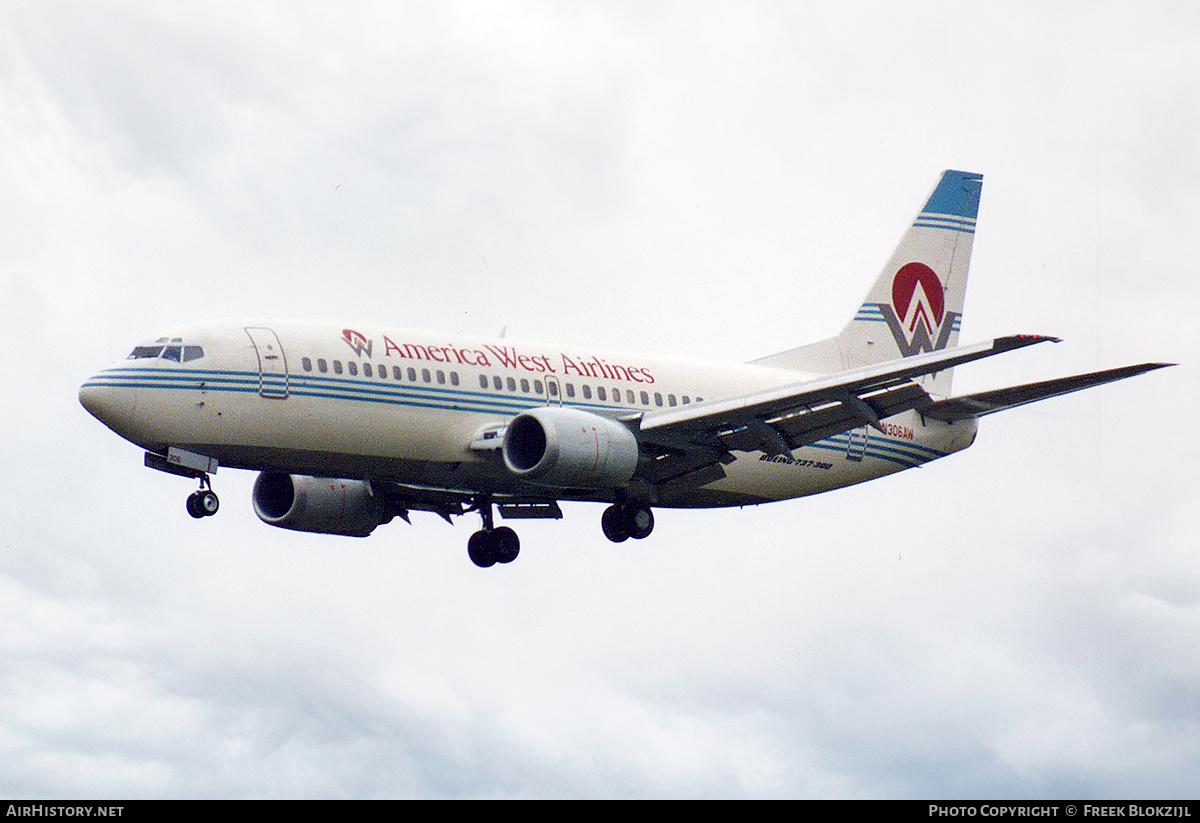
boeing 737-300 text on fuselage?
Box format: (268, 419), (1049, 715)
(80, 171), (1170, 567)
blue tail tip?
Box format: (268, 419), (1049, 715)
(923, 170), (983, 220)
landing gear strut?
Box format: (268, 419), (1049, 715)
(467, 495), (520, 567)
(186, 475), (219, 519)
(601, 503), (654, 543)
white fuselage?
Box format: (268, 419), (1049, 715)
(80, 320), (978, 508)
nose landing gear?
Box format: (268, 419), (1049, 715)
(143, 449), (221, 521)
(186, 476), (219, 519)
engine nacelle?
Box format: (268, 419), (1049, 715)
(252, 472), (390, 537)
(502, 407), (639, 489)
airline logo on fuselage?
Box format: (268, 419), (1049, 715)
(342, 329), (373, 358)
(876, 262), (959, 356)
(337, 329), (657, 384)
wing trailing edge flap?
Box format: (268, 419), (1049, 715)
(916, 362), (1173, 422)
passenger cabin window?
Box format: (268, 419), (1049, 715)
(437, 370), (446, 385)
(302, 357), (312, 372)
(394, 366), (404, 380)
(479, 374), (489, 389)
(318, 359), (328, 373)
(493, 376), (502, 390)
(408, 368), (417, 381)
(520, 378), (530, 393)
(582, 385), (591, 399)
(597, 387), (606, 401)
(348, 362), (358, 376)
(450, 372), (459, 386)
(565, 383), (575, 398)
(506, 377), (516, 391)
(363, 363), (373, 377)
(333, 361), (343, 375)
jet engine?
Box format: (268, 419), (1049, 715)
(252, 472), (391, 537)
(502, 407), (639, 488)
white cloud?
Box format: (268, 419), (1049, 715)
(1, 0), (1196, 798)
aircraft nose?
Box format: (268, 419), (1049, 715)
(79, 377), (138, 434)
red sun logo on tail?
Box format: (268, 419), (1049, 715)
(877, 262), (957, 356)
(892, 262), (945, 334)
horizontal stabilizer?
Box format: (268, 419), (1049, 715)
(917, 363), (1173, 422)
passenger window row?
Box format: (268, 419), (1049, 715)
(471, 374), (700, 407)
(562, 382), (697, 407)
(478, 374), (550, 396)
(300, 357), (460, 386)
(297, 357), (704, 407)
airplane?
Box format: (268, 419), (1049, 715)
(79, 170), (1170, 567)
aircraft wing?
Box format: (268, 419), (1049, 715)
(914, 362), (1172, 421)
(632, 334), (1058, 490)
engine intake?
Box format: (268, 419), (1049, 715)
(502, 407), (639, 488)
(252, 473), (390, 537)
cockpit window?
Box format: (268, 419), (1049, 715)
(127, 344), (204, 361)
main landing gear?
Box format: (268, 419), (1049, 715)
(185, 475), (220, 519)
(467, 496), (520, 568)
(601, 502), (654, 543)
(463, 496), (655, 567)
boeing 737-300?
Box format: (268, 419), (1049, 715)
(79, 170), (1170, 567)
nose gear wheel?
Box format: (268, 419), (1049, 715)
(185, 476), (219, 519)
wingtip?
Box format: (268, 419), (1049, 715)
(994, 334), (1061, 351)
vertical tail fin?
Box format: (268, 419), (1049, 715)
(751, 170), (983, 396)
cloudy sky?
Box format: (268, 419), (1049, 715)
(2, 0), (1197, 798)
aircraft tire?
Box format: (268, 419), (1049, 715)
(186, 492), (206, 519)
(629, 506), (654, 540)
(493, 527), (520, 564)
(468, 529), (498, 568)
(601, 505), (631, 543)
(199, 490), (220, 516)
